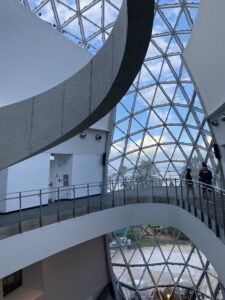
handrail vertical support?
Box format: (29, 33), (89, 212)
(175, 179), (178, 206)
(166, 179), (169, 204)
(87, 184), (90, 214)
(221, 191), (225, 238)
(181, 179), (185, 209)
(40, 189), (43, 227)
(57, 187), (60, 222)
(213, 189), (220, 237)
(152, 180), (154, 203)
(137, 180), (139, 203)
(100, 182), (103, 210)
(123, 179), (126, 205)
(73, 185), (76, 218)
(19, 192), (22, 233)
(112, 179), (115, 208)
(199, 183), (205, 223)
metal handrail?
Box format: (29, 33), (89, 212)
(0, 178), (224, 242)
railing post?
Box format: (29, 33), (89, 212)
(221, 191), (225, 238)
(87, 184), (90, 213)
(198, 183), (205, 223)
(100, 182), (103, 210)
(175, 179), (178, 206)
(57, 187), (60, 222)
(40, 189), (43, 227)
(166, 179), (169, 204)
(73, 185), (76, 218)
(19, 192), (22, 233)
(213, 189), (220, 237)
(112, 179), (115, 208)
(137, 180), (139, 203)
(193, 182), (197, 217)
(181, 179), (185, 209)
(152, 180), (154, 203)
(123, 179), (126, 205)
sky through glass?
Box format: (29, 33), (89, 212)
(19, 0), (220, 184)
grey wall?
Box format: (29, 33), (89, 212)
(0, 237), (109, 300)
(0, 0), (154, 170)
(0, 204), (225, 287)
(39, 236), (109, 300)
(183, 0), (225, 181)
(0, 0), (92, 106)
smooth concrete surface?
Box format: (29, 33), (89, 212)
(0, 237), (108, 300)
(0, 0), (154, 170)
(0, 203), (225, 287)
(183, 0), (225, 117)
(38, 237), (109, 300)
(0, 0), (92, 106)
(183, 0), (225, 182)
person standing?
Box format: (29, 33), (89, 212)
(186, 168), (194, 198)
(199, 162), (213, 201)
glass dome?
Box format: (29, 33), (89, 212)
(19, 0), (220, 184)
(108, 225), (223, 300)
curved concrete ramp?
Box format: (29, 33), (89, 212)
(0, 0), (154, 170)
(0, 204), (225, 286)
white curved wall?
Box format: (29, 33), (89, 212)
(183, 0), (225, 179)
(0, 204), (224, 286)
(183, 0), (225, 117)
(0, 0), (92, 106)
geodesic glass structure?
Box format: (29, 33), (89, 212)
(109, 225), (223, 300)
(20, 0), (220, 184)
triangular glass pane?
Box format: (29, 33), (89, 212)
(104, 1), (119, 27)
(134, 93), (150, 112)
(167, 37), (181, 54)
(139, 65), (156, 87)
(116, 103), (130, 118)
(179, 129), (192, 144)
(167, 125), (182, 140)
(158, 265), (174, 285)
(176, 12), (190, 31)
(146, 42), (162, 58)
(134, 111), (149, 128)
(167, 108), (182, 124)
(130, 118), (143, 134)
(161, 7), (181, 28)
(177, 33), (190, 48)
(149, 128), (164, 143)
(154, 148), (168, 162)
(116, 119), (129, 133)
(153, 11), (170, 34)
(168, 245), (185, 263)
(176, 106), (189, 121)
(139, 86), (157, 106)
(183, 83), (195, 99)
(148, 247), (165, 264)
(121, 94), (134, 113)
(152, 36), (171, 53)
(153, 87), (170, 106)
(123, 157), (134, 169)
(55, 2), (74, 24)
(173, 87), (188, 105)
(161, 84), (176, 101)
(113, 127), (126, 141)
(143, 133), (157, 148)
(145, 58), (164, 80)
(186, 113), (198, 127)
(168, 55), (182, 76)
(127, 138), (139, 153)
(160, 60), (176, 81)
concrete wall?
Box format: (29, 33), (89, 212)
(0, 0), (92, 106)
(0, 126), (107, 212)
(183, 0), (225, 181)
(0, 237), (109, 300)
(0, 204), (225, 287)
